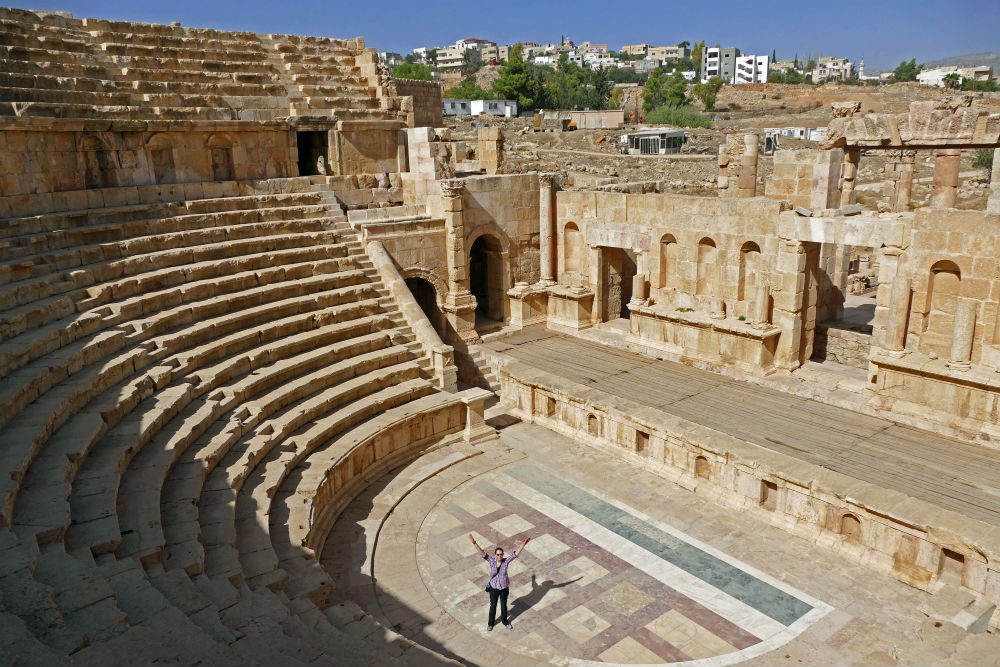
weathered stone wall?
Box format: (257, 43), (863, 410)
(813, 323), (872, 368)
(335, 121), (404, 174)
(455, 174), (541, 286)
(388, 78), (443, 128)
(765, 148), (844, 210)
(556, 191), (785, 319)
(0, 119), (293, 218)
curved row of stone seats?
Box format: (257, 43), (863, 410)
(0, 9), (395, 123)
(0, 181), (460, 665)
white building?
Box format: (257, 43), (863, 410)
(442, 98), (517, 117)
(584, 53), (618, 70)
(917, 65), (993, 87)
(533, 55), (557, 66)
(701, 46), (739, 83)
(812, 57), (854, 83)
(733, 54), (769, 84)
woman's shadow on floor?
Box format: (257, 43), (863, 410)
(509, 574), (581, 623)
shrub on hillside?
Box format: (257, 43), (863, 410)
(645, 105), (711, 128)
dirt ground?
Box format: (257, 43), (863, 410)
(445, 83), (995, 210)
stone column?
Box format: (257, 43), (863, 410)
(537, 173), (557, 285)
(773, 240), (807, 370)
(884, 277), (912, 356)
(628, 272), (648, 309)
(931, 149), (961, 209)
(590, 245), (603, 325)
(840, 148), (860, 207)
(947, 298), (977, 371)
(750, 279), (771, 328)
(988, 148), (1000, 215)
(439, 179), (479, 343)
(737, 133), (759, 198)
(892, 152), (916, 211)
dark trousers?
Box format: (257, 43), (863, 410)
(488, 586), (509, 626)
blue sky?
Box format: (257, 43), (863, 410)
(19, 0), (1000, 70)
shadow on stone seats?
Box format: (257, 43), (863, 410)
(486, 412), (521, 430)
(509, 574), (582, 622)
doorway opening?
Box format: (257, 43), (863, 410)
(469, 234), (506, 330)
(600, 246), (637, 323)
(296, 131), (328, 176)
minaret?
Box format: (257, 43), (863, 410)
(858, 58), (865, 79)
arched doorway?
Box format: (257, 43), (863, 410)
(469, 234), (506, 329)
(404, 277), (444, 337)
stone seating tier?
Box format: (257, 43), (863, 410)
(0, 180), (463, 665)
(0, 10), (401, 123)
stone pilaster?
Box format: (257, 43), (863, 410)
(884, 277), (912, 356)
(537, 173), (557, 285)
(750, 279), (771, 328)
(773, 240), (807, 371)
(931, 149), (961, 209)
(737, 133), (759, 198)
(439, 179), (478, 343)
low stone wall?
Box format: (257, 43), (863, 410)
(495, 359), (1000, 626)
(813, 322), (872, 368)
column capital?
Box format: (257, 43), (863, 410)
(439, 179), (465, 198)
(538, 173), (558, 189)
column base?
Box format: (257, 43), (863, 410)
(946, 359), (972, 372)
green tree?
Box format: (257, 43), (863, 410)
(691, 76), (724, 110)
(446, 77), (492, 100)
(973, 148), (995, 179)
(426, 49), (438, 66)
(961, 78), (999, 92)
(805, 57), (816, 72)
(785, 68), (804, 84)
(942, 72), (962, 89)
(491, 45), (548, 110)
(392, 62), (433, 81)
(690, 40), (705, 77)
(771, 48), (776, 63)
(545, 55), (610, 109)
(892, 59), (922, 82)
(643, 68), (688, 112)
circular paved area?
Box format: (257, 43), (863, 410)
(417, 462), (827, 666)
(323, 417), (1000, 667)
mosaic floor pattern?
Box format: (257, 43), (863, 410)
(417, 462), (831, 666)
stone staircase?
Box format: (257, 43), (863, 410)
(0, 178), (465, 665)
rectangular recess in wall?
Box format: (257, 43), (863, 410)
(635, 429), (650, 455)
(760, 480), (778, 511)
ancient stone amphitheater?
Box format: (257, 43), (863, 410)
(4, 6), (1000, 667)
(0, 8), (482, 666)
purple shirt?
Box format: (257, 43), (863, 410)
(484, 552), (518, 590)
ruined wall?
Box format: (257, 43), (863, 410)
(334, 120), (405, 174)
(0, 119), (293, 218)
(388, 78), (444, 128)
(460, 174), (541, 285)
(556, 191), (785, 319)
(765, 148), (844, 210)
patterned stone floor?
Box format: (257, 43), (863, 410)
(417, 461), (828, 665)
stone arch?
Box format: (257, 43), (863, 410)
(738, 241), (762, 302)
(694, 455), (711, 480)
(146, 133), (176, 184)
(80, 134), (118, 189)
(402, 273), (445, 337)
(923, 259), (962, 358)
(839, 513), (862, 544)
(696, 237), (717, 296)
(467, 227), (510, 327)
(563, 222), (584, 275)
(207, 132), (236, 181)
(658, 233), (678, 289)
(401, 266), (448, 302)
